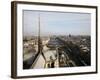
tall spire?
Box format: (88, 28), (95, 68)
(38, 13), (40, 39)
(38, 13), (46, 61)
(38, 13), (40, 52)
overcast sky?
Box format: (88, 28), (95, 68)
(23, 10), (91, 37)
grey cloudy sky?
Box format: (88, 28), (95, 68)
(23, 10), (91, 36)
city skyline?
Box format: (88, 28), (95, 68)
(23, 10), (91, 37)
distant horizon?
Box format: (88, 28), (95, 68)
(23, 34), (91, 37)
(23, 10), (91, 37)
